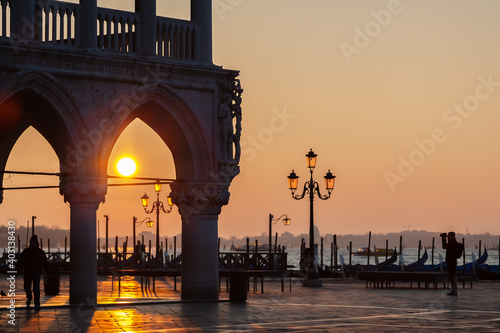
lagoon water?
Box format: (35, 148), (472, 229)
(285, 247), (500, 269)
(5, 246), (498, 269)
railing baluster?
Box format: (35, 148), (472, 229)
(52, 6), (57, 42)
(1, 0), (6, 37)
(97, 13), (103, 48)
(179, 26), (185, 59)
(112, 16), (118, 51)
(120, 17), (125, 51)
(126, 18), (131, 52)
(186, 27), (192, 60)
(44, 6), (50, 42)
(105, 15), (111, 50)
(59, 7), (64, 43)
(162, 23), (167, 57)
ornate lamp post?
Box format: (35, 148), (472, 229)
(141, 179), (174, 267)
(132, 216), (153, 251)
(269, 213), (291, 256)
(287, 149), (336, 287)
(132, 216), (153, 268)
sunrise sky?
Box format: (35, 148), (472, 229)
(2, 0), (500, 240)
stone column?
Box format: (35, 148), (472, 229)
(14, 0), (35, 41)
(60, 177), (107, 305)
(79, 0), (97, 48)
(169, 182), (230, 300)
(191, 0), (212, 63)
(135, 0), (157, 55)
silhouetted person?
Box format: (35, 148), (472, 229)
(134, 240), (143, 267)
(18, 235), (48, 309)
(441, 231), (463, 296)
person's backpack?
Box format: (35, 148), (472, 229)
(455, 243), (464, 259)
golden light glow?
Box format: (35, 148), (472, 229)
(117, 157), (137, 176)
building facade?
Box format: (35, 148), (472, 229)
(0, 0), (242, 304)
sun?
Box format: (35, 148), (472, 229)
(116, 157), (137, 177)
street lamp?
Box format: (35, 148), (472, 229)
(269, 214), (291, 269)
(269, 214), (291, 251)
(141, 179), (174, 267)
(287, 149), (336, 287)
(133, 216), (153, 249)
(133, 216), (153, 268)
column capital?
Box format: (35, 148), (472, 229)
(59, 176), (107, 206)
(169, 182), (230, 216)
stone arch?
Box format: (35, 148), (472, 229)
(101, 83), (212, 182)
(0, 70), (85, 201)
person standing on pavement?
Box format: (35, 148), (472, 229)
(18, 235), (48, 309)
(441, 231), (463, 296)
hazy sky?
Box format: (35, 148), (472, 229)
(2, 0), (500, 240)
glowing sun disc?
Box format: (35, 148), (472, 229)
(117, 157), (137, 176)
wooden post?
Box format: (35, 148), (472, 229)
(31, 216), (36, 239)
(149, 240), (152, 262)
(48, 239), (51, 256)
(65, 237), (67, 262)
(246, 238), (250, 253)
(174, 236), (177, 258)
(320, 237), (324, 269)
(330, 242), (334, 268)
(124, 236), (128, 261)
(274, 232), (278, 254)
(385, 239), (388, 262)
(333, 235), (338, 269)
(462, 238), (466, 275)
(367, 231), (371, 265)
(255, 239), (258, 253)
(417, 240), (421, 261)
(132, 216), (136, 257)
(349, 241), (352, 265)
(399, 235), (403, 254)
(115, 236), (119, 263)
(431, 237), (435, 268)
(105, 215), (109, 256)
(479, 240), (482, 260)
(17, 235), (21, 254)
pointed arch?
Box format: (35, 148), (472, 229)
(0, 70), (85, 190)
(101, 82), (213, 182)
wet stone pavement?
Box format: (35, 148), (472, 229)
(1, 275), (499, 332)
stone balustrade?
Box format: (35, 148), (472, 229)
(0, 0), (205, 61)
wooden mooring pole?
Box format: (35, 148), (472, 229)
(431, 237), (435, 268)
(320, 237), (324, 268)
(367, 231), (371, 265)
(349, 241), (352, 265)
(333, 234), (338, 269)
(385, 239), (388, 262)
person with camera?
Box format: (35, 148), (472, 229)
(441, 231), (463, 296)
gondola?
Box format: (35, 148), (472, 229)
(404, 249), (428, 272)
(475, 264), (500, 280)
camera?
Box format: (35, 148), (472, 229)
(440, 233), (447, 238)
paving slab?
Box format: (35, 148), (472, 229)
(0, 274), (499, 332)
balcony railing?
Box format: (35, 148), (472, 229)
(0, 0), (200, 61)
(34, 1), (78, 44)
(0, 0), (11, 38)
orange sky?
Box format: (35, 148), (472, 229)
(2, 0), (500, 239)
